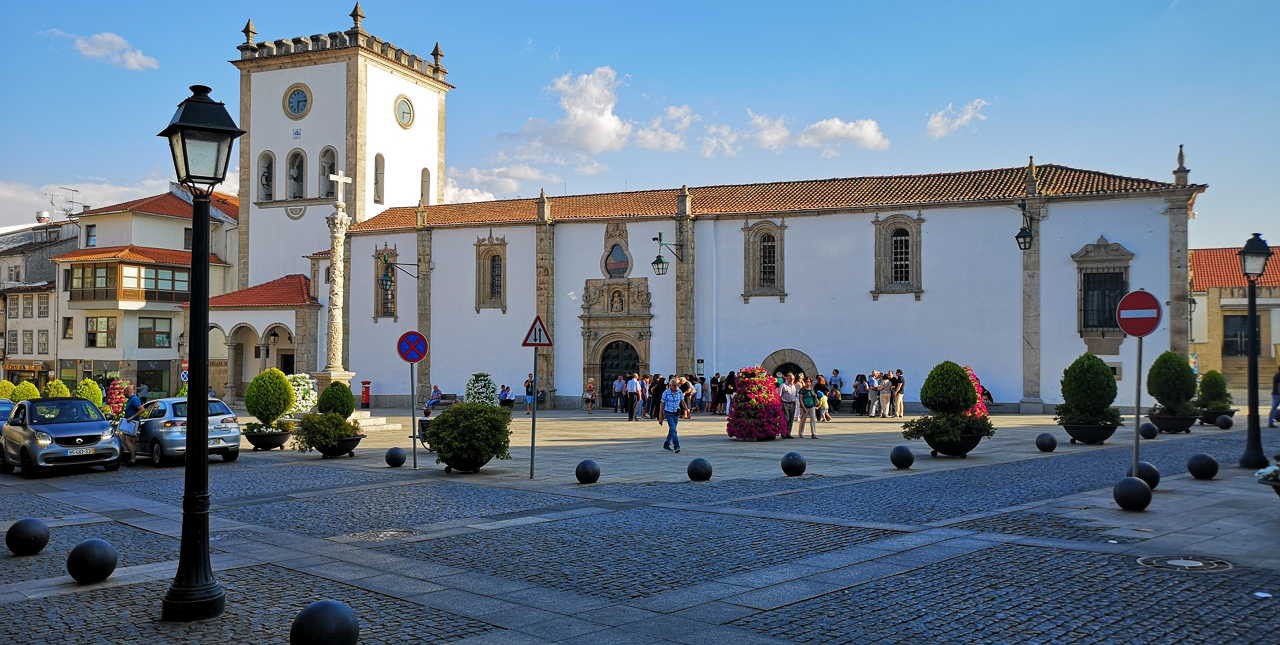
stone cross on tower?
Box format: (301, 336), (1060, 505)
(315, 170), (356, 390)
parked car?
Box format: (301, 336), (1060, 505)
(133, 397), (241, 466)
(0, 397), (120, 477)
(0, 399), (14, 424)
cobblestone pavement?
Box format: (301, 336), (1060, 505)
(382, 507), (897, 600)
(730, 543), (1280, 644)
(0, 490), (88, 522)
(0, 520), (181, 584)
(946, 511), (1143, 544)
(104, 461), (403, 506)
(579, 473), (864, 504)
(0, 564), (498, 644)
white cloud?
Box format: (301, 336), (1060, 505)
(523, 66), (631, 155)
(451, 164), (559, 195)
(575, 159), (607, 176)
(44, 29), (158, 71)
(700, 124), (741, 158)
(746, 109), (791, 151)
(442, 177), (497, 204)
(797, 117), (890, 153)
(0, 175), (173, 227)
(635, 105), (700, 151)
(926, 99), (988, 139)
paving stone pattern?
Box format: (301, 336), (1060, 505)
(0, 564), (498, 644)
(584, 474), (864, 504)
(947, 511), (1144, 544)
(0, 491), (89, 522)
(741, 431), (1268, 524)
(110, 462), (403, 506)
(382, 507), (897, 600)
(218, 481), (580, 538)
(0, 520), (181, 584)
(732, 543), (1280, 644)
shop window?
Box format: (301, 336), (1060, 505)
(138, 317), (172, 349)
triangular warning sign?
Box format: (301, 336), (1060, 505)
(522, 315), (553, 347)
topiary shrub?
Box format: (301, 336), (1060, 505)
(725, 366), (786, 440)
(43, 379), (71, 398)
(464, 373), (498, 406)
(918, 361), (976, 415)
(1055, 353), (1121, 426)
(75, 379), (103, 408)
(11, 381), (40, 403)
(286, 374), (319, 417)
(245, 368), (294, 430)
(293, 412), (361, 452)
(317, 381), (355, 418)
(176, 383), (189, 397)
(1194, 370), (1233, 415)
(1147, 351), (1197, 416)
(902, 361), (994, 444)
(0, 379), (14, 400)
(424, 402), (512, 472)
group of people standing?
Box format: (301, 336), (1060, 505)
(607, 373), (705, 422)
(849, 369), (907, 418)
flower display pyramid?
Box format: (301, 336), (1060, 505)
(726, 366), (786, 440)
(465, 372), (499, 406)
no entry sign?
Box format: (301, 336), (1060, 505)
(397, 330), (429, 363)
(1116, 290), (1162, 338)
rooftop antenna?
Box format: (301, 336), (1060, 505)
(52, 186), (88, 220)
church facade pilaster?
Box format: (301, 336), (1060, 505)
(1165, 193), (1193, 356)
(1020, 158), (1045, 413)
(416, 207), (433, 396)
(674, 186), (696, 375)
(535, 190), (556, 407)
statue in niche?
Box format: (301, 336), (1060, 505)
(609, 291), (625, 313)
(633, 289), (652, 307)
(259, 164), (273, 201)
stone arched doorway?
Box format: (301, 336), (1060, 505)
(761, 349), (818, 380)
(600, 340), (640, 386)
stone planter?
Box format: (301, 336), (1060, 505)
(441, 455), (494, 474)
(923, 433), (983, 458)
(1149, 413), (1198, 434)
(1198, 409), (1237, 426)
(317, 434), (366, 458)
(243, 431), (292, 451)
(1061, 423), (1118, 445)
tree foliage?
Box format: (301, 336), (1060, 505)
(424, 402), (512, 470)
(293, 412), (361, 452)
(1194, 370), (1233, 414)
(0, 380), (14, 400)
(11, 381), (40, 403)
(245, 368), (295, 428)
(317, 381), (356, 418)
(43, 379), (71, 398)
(1147, 351), (1196, 415)
(1055, 352), (1121, 426)
(75, 379), (103, 408)
(919, 361), (976, 415)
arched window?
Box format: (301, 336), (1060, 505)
(742, 220), (786, 302)
(474, 232), (507, 313)
(890, 229), (911, 283)
(420, 168), (431, 206)
(286, 150), (305, 200)
(488, 255), (502, 299)
(872, 213), (924, 300)
(374, 154), (385, 204)
(319, 147), (337, 199)
(257, 151), (275, 201)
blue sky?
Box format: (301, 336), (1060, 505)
(1, 0), (1275, 248)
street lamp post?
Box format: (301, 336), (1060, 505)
(1238, 233), (1272, 470)
(650, 231), (683, 276)
(158, 85), (244, 622)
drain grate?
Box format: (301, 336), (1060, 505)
(1137, 555), (1233, 572)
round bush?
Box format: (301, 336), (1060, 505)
(317, 382), (356, 418)
(385, 447), (407, 468)
(6, 518), (49, 556)
(246, 368), (295, 427)
(0, 379), (13, 400)
(1187, 453), (1218, 480)
(1195, 370), (1232, 412)
(293, 413), (361, 453)
(67, 538), (118, 584)
(290, 600), (359, 645)
(780, 452), (806, 477)
(575, 459), (601, 484)
(75, 379), (103, 408)
(423, 402), (512, 472)
(1147, 351), (1196, 414)
(43, 379), (71, 399)
(1061, 353), (1117, 413)
(11, 381), (39, 403)
(918, 361), (976, 415)
(890, 445), (914, 470)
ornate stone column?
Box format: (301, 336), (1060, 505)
(534, 189), (557, 407)
(314, 171), (356, 391)
(416, 204), (433, 396)
(674, 186), (696, 375)
(1166, 146), (1195, 356)
(1020, 158), (1045, 414)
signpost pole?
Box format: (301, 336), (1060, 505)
(1133, 336), (1142, 476)
(530, 347), (537, 480)
(410, 362), (417, 470)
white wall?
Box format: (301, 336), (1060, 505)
(1189, 293), (1207, 344)
(361, 64), (443, 219)
(347, 232), (419, 395)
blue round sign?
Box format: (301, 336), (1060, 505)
(397, 331), (428, 363)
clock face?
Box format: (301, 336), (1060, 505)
(288, 89), (308, 115)
(395, 96), (414, 128)
(283, 84), (311, 120)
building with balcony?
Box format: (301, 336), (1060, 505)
(0, 215), (79, 386)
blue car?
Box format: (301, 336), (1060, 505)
(0, 397), (120, 477)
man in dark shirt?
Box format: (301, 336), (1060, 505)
(1270, 366), (1279, 428)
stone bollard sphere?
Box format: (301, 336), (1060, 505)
(1126, 460), (1161, 490)
(889, 445), (914, 470)
(1113, 476), (1152, 512)
(1138, 423), (1159, 440)
(1187, 453), (1219, 480)
(1035, 433), (1058, 453)
(66, 538), (118, 585)
(384, 447), (407, 468)
(575, 459), (601, 484)
(6, 518), (50, 556)
(687, 458), (713, 482)
(1216, 415), (1234, 430)
(780, 452), (807, 477)
(290, 600), (360, 645)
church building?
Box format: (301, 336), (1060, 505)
(206, 5), (1206, 412)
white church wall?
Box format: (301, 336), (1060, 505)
(246, 61), (348, 285)
(1038, 197), (1171, 406)
(346, 231), (419, 397)
(426, 225), (536, 396)
(361, 63), (442, 220)
(551, 223), (602, 397)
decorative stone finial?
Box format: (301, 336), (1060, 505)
(1173, 144), (1189, 187)
(677, 185), (692, 218)
(1024, 155), (1039, 196)
(537, 188), (552, 223)
(350, 2), (365, 30)
(431, 42), (443, 64)
(539, 187), (546, 199)
(242, 19), (257, 45)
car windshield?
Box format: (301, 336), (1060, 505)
(30, 399), (105, 425)
(171, 401), (234, 418)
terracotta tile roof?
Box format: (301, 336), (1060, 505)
(209, 274), (318, 308)
(1190, 247), (1280, 291)
(305, 249), (331, 258)
(51, 245), (228, 266)
(80, 190), (239, 221)
(351, 163), (1203, 233)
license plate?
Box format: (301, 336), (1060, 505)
(66, 447), (95, 456)
(209, 438), (223, 446)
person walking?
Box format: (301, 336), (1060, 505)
(797, 377), (819, 438)
(894, 369), (906, 419)
(779, 373), (798, 438)
(626, 373), (641, 421)
(818, 388), (832, 423)
(583, 378), (596, 414)
(660, 380), (684, 453)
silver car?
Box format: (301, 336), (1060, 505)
(1, 397), (120, 477)
(132, 398), (241, 467)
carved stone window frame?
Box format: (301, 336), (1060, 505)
(373, 245), (398, 322)
(475, 232), (507, 313)
(1071, 235), (1134, 355)
(872, 212), (924, 300)
(742, 219), (787, 303)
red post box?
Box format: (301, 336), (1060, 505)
(360, 380), (372, 409)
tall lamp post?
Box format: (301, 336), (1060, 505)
(158, 85), (244, 621)
(1238, 233), (1272, 469)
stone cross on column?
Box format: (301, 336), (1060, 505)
(330, 170), (353, 211)
(316, 170), (356, 387)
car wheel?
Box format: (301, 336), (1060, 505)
(20, 449), (44, 479)
(222, 449), (239, 463)
(150, 441), (167, 467)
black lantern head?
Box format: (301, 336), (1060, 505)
(1239, 233), (1272, 280)
(158, 85), (245, 193)
(1014, 225), (1033, 251)
(651, 254), (669, 276)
